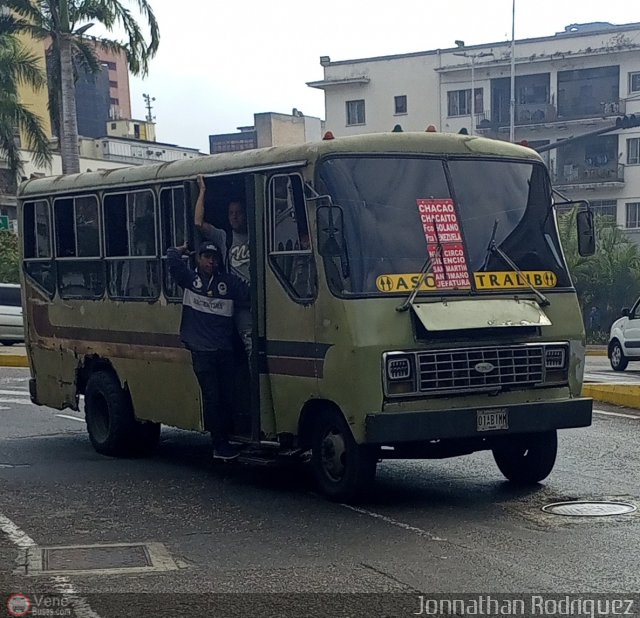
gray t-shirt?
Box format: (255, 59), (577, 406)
(203, 226), (250, 283)
(228, 231), (250, 283)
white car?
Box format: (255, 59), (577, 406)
(0, 283), (24, 346)
(608, 300), (640, 371)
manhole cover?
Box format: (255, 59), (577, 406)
(44, 544), (150, 571)
(542, 501), (637, 517)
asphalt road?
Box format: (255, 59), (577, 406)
(1, 366), (640, 617)
(585, 354), (640, 384)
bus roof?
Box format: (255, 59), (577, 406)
(18, 132), (542, 198)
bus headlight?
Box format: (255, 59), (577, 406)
(384, 353), (416, 396)
(544, 345), (569, 385)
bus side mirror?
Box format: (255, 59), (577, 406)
(317, 205), (345, 258)
(576, 209), (595, 257)
(622, 307), (630, 317)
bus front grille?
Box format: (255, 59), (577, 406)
(417, 345), (544, 394)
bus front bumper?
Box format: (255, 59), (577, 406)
(365, 397), (592, 444)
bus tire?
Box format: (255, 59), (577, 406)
(310, 409), (377, 501)
(492, 430), (557, 484)
(85, 370), (139, 457)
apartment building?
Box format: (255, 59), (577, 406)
(308, 22), (640, 241)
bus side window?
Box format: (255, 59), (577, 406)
(160, 186), (187, 300)
(23, 200), (56, 296)
(53, 194), (104, 299)
(104, 189), (160, 301)
(268, 174), (317, 302)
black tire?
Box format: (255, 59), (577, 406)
(85, 371), (160, 457)
(1, 341), (14, 346)
(310, 409), (377, 501)
(492, 430), (557, 484)
(609, 340), (628, 372)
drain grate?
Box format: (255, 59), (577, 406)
(21, 542), (179, 576)
(542, 501), (637, 517)
(43, 544), (151, 572)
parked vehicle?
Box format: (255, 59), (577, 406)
(0, 283), (24, 345)
(608, 300), (640, 371)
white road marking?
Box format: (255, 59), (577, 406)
(594, 409), (640, 420)
(0, 389), (29, 396)
(0, 513), (36, 548)
(0, 398), (32, 405)
(0, 513), (102, 618)
(340, 503), (446, 542)
(56, 414), (85, 424)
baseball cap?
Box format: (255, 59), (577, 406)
(198, 241), (220, 257)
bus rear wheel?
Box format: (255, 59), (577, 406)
(492, 430), (557, 484)
(85, 370), (160, 457)
(310, 409), (377, 501)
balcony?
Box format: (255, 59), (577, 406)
(556, 99), (626, 122)
(552, 163), (625, 190)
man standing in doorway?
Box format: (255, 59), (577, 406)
(167, 241), (249, 460)
(194, 175), (252, 356)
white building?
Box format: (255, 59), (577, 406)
(308, 22), (640, 241)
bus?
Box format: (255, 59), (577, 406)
(18, 132), (595, 500)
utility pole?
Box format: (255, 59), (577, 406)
(143, 93), (156, 123)
(509, 0), (516, 142)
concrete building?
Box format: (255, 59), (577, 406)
(308, 22), (640, 241)
(210, 110), (323, 154)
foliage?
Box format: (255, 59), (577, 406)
(558, 209), (640, 334)
(0, 12), (52, 177)
(0, 230), (20, 283)
(3, 0), (160, 174)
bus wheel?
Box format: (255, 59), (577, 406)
(311, 409), (377, 501)
(492, 430), (557, 484)
(85, 371), (157, 457)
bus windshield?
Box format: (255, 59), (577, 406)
(317, 155), (571, 296)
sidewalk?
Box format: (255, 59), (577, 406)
(3, 344), (636, 409)
(0, 344), (28, 367)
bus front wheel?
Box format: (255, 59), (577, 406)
(85, 370), (160, 457)
(492, 430), (557, 484)
(310, 409), (377, 501)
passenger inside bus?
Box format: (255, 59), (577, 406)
(192, 174), (253, 438)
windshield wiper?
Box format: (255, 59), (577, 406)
(482, 219), (551, 307)
(396, 253), (438, 312)
(397, 218), (449, 312)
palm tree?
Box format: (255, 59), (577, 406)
(4, 0), (160, 175)
(0, 12), (52, 178)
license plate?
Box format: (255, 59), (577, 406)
(477, 408), (509, 432)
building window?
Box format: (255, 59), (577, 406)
(106, 61), (117, 71)
(447, 88), (483, 117)
(108, 80), (118, 88)
(626, 202), (640, 228)
(110, 97), (119, 106)
(628, 138), (640, 165)
(589, 199), (617, 219)
(394, 95), (407, 115)
(630, 72), (640, 93)
(346, 99), (365, 126)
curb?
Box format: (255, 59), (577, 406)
(0, 355), (28, 368)
(582, 383), (640, 410)
(586, 349), (607, 357)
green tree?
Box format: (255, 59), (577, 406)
(558, 210), (640, 335)
(4, 0), (160, 175)
(0, 229), (20, 283)
(0, 12), (52, 178)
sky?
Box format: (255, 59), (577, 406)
(121, 1), (639, 152)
